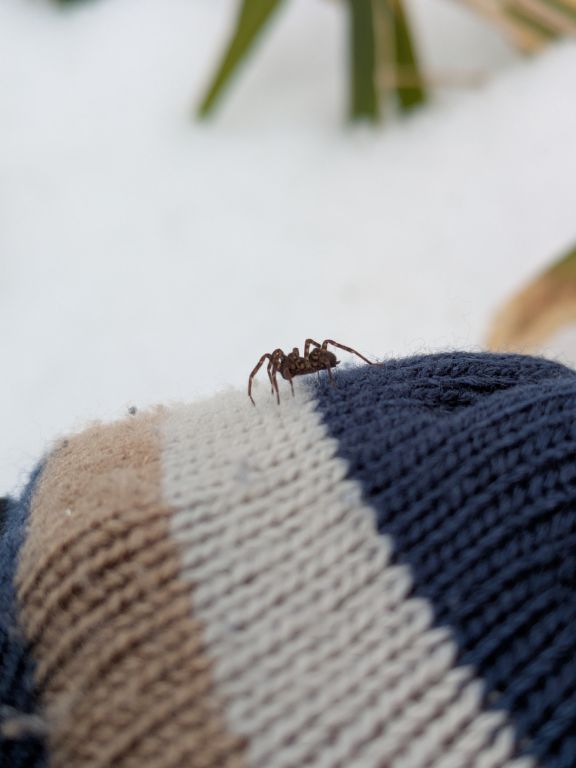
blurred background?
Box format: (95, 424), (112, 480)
(2, 0), (576, 494)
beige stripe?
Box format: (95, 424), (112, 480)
(15, 410), (246, 768)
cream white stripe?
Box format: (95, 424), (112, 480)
(162, 384), (535, 768)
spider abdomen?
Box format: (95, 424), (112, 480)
(280, 360), (312, 379)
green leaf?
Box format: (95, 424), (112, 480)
(389, 0), (426, 111)
(372, 0), (396, 116)
(372, 0), (426, 114)
(197, 0), (284, 118)
(347, 0), (379, 121)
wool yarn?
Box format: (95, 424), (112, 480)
(1, 351), (575, 768)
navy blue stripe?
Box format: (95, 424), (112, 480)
(0, 465), (47, 768)
(313, 352), (576, 768)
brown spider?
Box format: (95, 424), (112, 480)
(248, 338), (374, 405)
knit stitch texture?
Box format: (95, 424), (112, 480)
(0, 352), (575, 768)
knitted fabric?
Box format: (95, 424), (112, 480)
(1, 352), (575, 768)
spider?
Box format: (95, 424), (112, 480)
(248, 338), (374, 405)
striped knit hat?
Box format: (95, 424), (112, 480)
(1, 351), (575, 768)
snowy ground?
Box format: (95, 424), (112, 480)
(2, 0), (576, 494)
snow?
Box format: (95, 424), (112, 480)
(2, 0), (576, 494)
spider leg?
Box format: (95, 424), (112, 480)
(270, 358), (282, 405)
(326, 365), (335, 387)
(304, 338), (322, 358)
(321, 339), (374, 365)
(266, 358), (276, 394)
(248, 353), (273, 405)
(285, 370), (295, 398)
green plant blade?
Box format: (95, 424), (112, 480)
(389, 0), (426, 111)
(372, 0), (396, 118)
(373, 0), (426, 114)
(348, 0), (379, 121)
(197, 0), (284, 118)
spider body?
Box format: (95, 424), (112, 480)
(248, 338), (373, 405)
(279, 347), (339, 380)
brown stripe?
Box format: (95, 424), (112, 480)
(15, 410), (246, 768)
